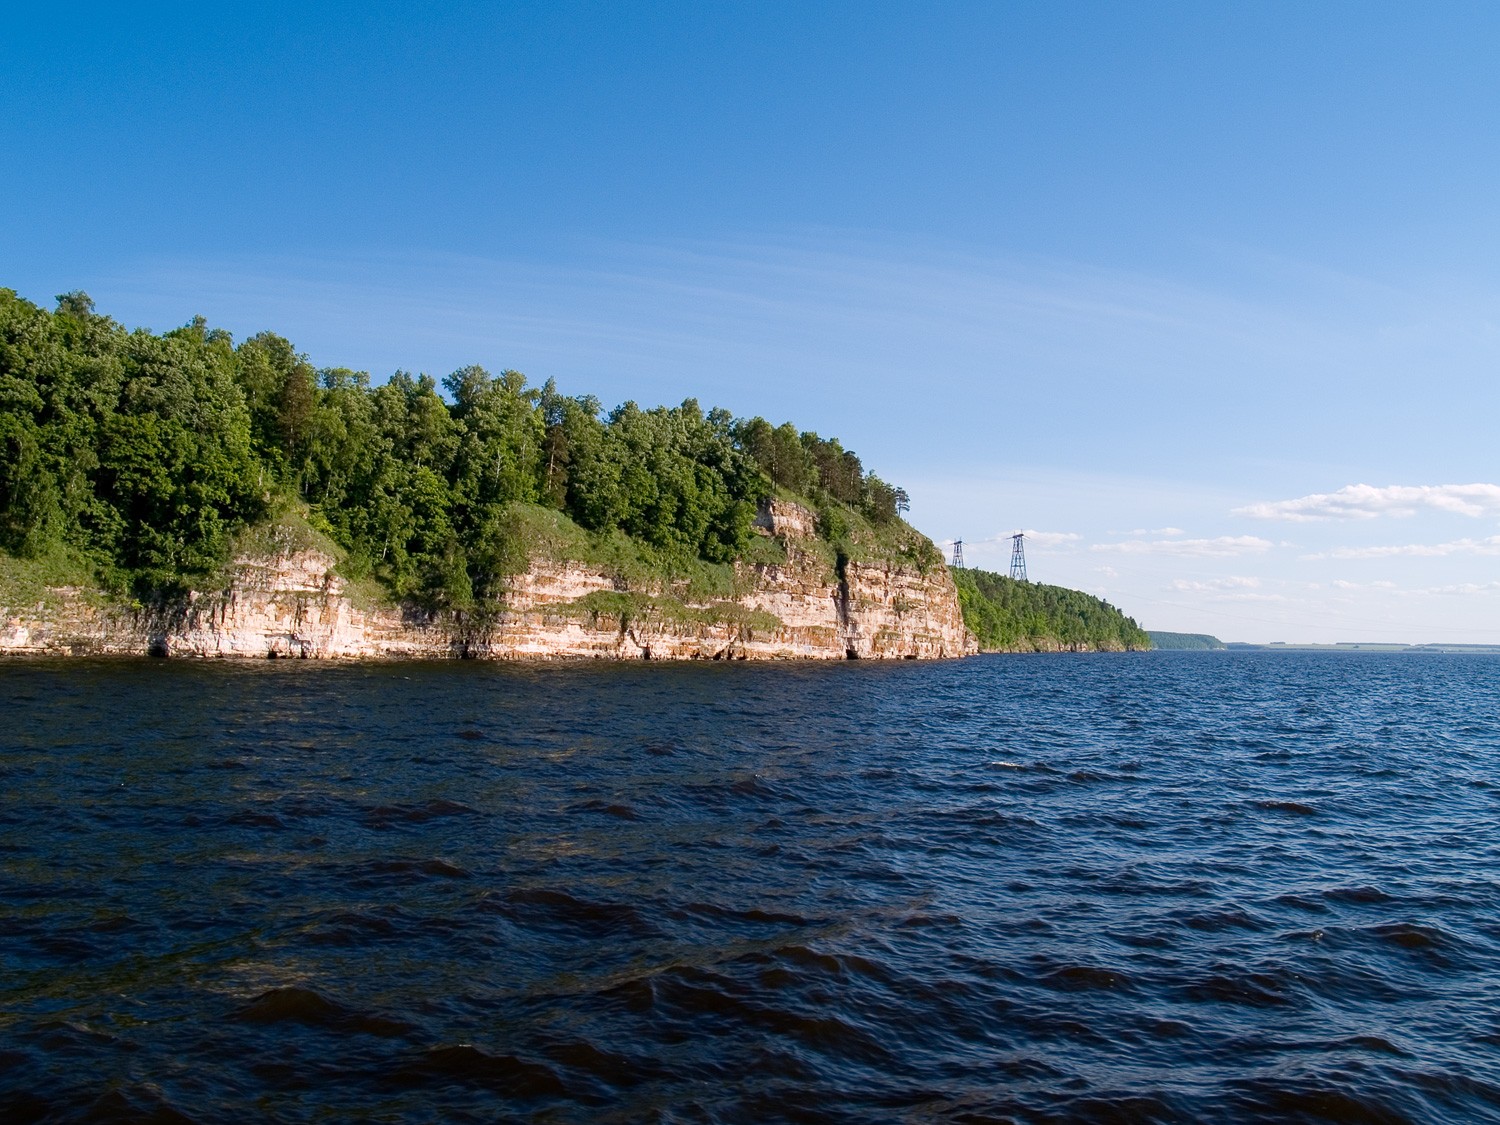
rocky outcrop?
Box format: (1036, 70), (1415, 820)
(0, 502), (976, 661)
(752, 498), (819, 540)
(0, 593), (139, 658)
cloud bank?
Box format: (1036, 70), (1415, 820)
(1170, 576), (1262, 592)
(1018, 530), (1082, 548)
(1236, 483), (1500, 521)
(1092, 535), (1273, 557)
(1316, 535), (1500, 559)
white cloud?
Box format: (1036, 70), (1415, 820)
(1167, 575), (1283, 602)
(1326, 578), (1500, 597)
(1424, 581), (1500, 596)
(970, 529), (1080, 549)
(1314, 535), (1500, 559)
(1236, 483), (1500, 522)
(1020, 529), (1082, 548)
(1092, 535), (1274, 557)
(1170, 576), (1262, 592)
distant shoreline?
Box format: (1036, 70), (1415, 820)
(1170, 642), (1500, 655)
(1147, 630), (1500, 654)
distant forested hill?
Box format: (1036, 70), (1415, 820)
(0, 288), (922, 606)
(952, 568), (1150, 652)
(1147, 631), (1226, 650)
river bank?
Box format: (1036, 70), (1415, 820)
(0, 501), (976, 662)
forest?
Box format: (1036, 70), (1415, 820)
(0, 289), (908, 608)
(952, 567), (1151, 651)
(1146, 631), (1225, 650)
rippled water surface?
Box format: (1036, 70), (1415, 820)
(3, 653), (1500, 1123)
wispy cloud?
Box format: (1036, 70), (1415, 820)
(966, 529), (1080, 549)
(1236, 483), (1500, 521)
(1167, 575), (1284, 601)
(1313, 535), (1500, 559)
(1019, 529), (1081, 548)
(1329, 577), (1500, 597)
(86, 232), (1499, 473)
(91, 238), (1369, 479)
(1170, 576), (1262, 592)
(1092, 535), (1274, 557)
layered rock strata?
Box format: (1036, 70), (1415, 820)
(1, 503), (976, 661)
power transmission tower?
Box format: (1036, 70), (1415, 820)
(1009, 532), (1027, 582)
(951, 539), (964, 568)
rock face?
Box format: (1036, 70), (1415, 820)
(752, 498), (819, 540)
(0, 502), (976, 661)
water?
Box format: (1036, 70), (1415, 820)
(2, 653), (1499, 1123)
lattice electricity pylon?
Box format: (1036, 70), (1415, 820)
(950, 539), (964, 568)
(1009, 532), (1027, 582)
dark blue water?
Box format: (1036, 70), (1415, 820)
(2, 653), (1499, 1123)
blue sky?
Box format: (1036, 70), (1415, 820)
(6, 1), (1500, 642)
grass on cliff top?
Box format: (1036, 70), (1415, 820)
(216, 505), (393, 612)
(227, 505), (342, 563)
(837, 509), (944, 573)
(0, 545), (111, 614)
(1, 495), (944, 623)
(768, 488), (944, 575)
(562, 589), (782, 634)
(499, 488), (945, 595)
(493, 502), (787, 601)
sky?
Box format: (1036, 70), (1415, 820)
(5, 1), (1500, 643)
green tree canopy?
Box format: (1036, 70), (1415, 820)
(0, 288), (917, 606)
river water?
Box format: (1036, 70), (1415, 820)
(2, 653), (1498, 1123)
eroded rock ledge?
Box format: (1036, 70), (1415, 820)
(1, 502), (976, 661)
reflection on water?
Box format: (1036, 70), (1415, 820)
(2, 654), (1499, 1122)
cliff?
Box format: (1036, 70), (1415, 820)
(0, 501), (976, 661)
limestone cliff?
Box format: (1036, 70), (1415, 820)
(0, 502), (976, 661)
